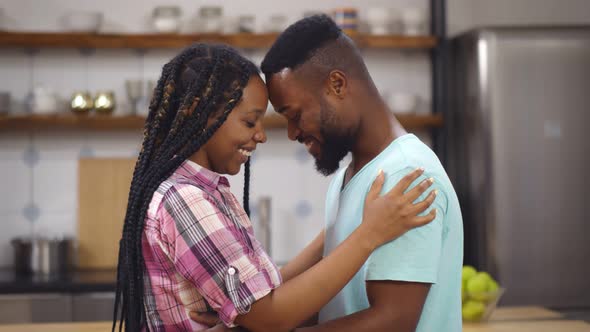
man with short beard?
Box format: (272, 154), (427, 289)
(260, 15), (463, 332)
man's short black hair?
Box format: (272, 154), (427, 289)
(261, 14), (342, 76)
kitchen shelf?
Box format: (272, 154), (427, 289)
(0, 31), (437, 49)
(0, 113), (443, 131)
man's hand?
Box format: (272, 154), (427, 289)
(189, 311), (246, 331)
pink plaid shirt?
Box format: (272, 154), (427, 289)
(142, 160), (282, 331)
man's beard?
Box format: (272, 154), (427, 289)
(313, 104), (355, 176)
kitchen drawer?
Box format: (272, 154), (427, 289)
(0, 295), (31, 323)
(72, 292), (115, 322)
(0, 294), (71, 323)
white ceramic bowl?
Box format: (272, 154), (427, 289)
(62, 12), (103, 33)
(401, 7), (427, 35)
(389, 93), (418, 114)
(366, 8), (390, 35)
(153, 17), (180, 33)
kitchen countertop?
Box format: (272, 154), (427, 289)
(0, 268), (116, 294)
(0, 306), (588, 331)
(462, 306), (590, 331)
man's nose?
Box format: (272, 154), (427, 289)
(287, 120), (301, 142)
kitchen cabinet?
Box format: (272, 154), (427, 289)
(0, 295), (30, 324)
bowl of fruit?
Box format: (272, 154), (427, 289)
(461, 266), (505, 322)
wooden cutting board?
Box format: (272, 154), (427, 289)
(77, 158), (136, 269)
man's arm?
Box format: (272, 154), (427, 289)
(296, 170), (442, 332)
(280, 229), (325, 283)
(296, 280), (430, 332)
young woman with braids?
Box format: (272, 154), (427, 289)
(112, 43), (436, 332)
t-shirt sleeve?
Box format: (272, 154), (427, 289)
(161, 185), (277, 327)
(365, 167), (447, 284)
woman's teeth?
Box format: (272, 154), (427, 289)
(239, 149), (252, 157)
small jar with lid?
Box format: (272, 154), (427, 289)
(238, 15), (256, 33)
(199, 6), (223, 33)
(333, 8), (358, 35)
(263, 15), (287, 33)
(152, 6), (182, 33)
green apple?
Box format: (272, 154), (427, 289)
(462, 300), (486, 321)
(467, 274), (488, 293)
(477, 271), (493, 283)
(467, 274), (490, 301)
(462, 266), (477, 282)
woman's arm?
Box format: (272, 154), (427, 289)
(235, 169), (436, 332)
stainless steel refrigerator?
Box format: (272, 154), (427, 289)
(447, 27), (590, 308)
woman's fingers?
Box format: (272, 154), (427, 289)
(387, 167), (426, 198)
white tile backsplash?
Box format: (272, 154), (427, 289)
(86, 131), (143, 158)
(0, 49), (30, 114)
(0, 160), (30, 214)
(31, 211), (77, 239)
(0, 132), (29, 160)
(34, 131), (85, 159)
(33, 49), (87, 102)
(33, 158), (77, 214)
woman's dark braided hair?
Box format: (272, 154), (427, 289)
(112, 44), (258, 332)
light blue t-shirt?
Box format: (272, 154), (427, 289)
(319, 134), (463, 332)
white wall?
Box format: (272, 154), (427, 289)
(448, 0), (590, 37)
(0, 0), (432, 267)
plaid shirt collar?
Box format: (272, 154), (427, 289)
(173, 159), (230, 192)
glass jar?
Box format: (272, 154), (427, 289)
(333, 8), (358, 35)
(238, 15), (256, 33)
(263, 14), (287, 33)
(199, 6), (223, 33)
(152, 6), (182, 33)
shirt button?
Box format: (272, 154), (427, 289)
(228, 267), (236, 275)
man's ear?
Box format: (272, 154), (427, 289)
(186, 97), (200, 116)
(326, 70), (348, 99)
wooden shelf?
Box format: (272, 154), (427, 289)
(0, 31), (436, 49)
(396, 113), (444, 130)
(0, 113), (147, 131)
(0, 113), (442, 132)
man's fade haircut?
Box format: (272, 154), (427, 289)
(261, 14), (369, 85)
(261, 14), (341, 76)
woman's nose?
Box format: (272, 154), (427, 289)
(254, 127), (267, 143)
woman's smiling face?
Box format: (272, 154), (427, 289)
(195, 75), (269, 175)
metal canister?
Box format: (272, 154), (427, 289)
(70, 91), (94, 113)
(93, 91), (116, 114)
(11, 237), (76, 276)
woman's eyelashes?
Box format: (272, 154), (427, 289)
(244, 119), (256, 128)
